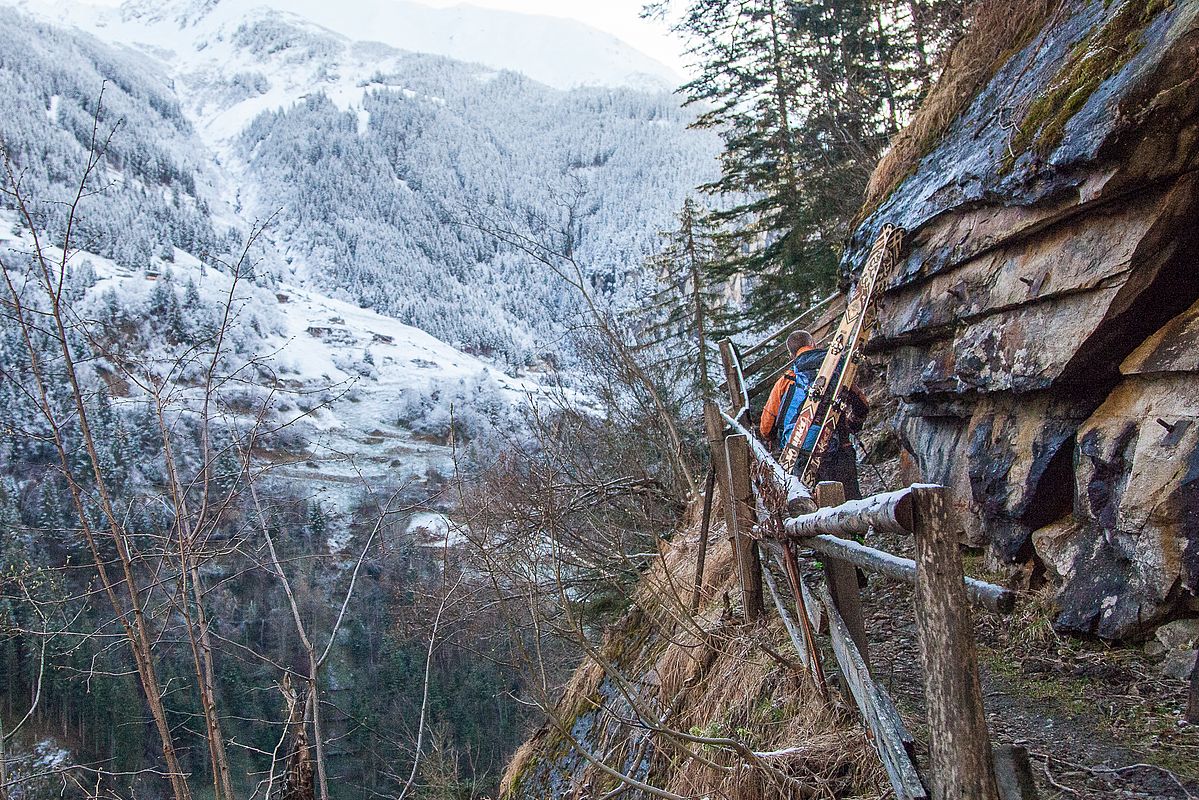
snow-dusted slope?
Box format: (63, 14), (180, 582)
(15, 0), (680, 92)
(3, 0), (717, 367)
(0, 1), (713, 523)
(0, 209), (541, 542)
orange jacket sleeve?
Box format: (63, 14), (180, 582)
(759, 376), (790, 441)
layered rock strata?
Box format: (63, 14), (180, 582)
(852, 0), (1199, 638)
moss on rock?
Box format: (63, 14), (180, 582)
(1003, 0), (1172, 171)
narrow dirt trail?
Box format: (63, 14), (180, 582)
(849, 558), (1199, 799)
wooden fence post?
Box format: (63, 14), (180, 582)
(815, 481), (869, 668)
(992, 744), (1038, 800)
(819, 584), (927, 799)
(724, 433), (764, 622)
(690, 466), (716, 613)
(911, 486), (1000, 800)
(704, 400), (735, 609)
(716, 340), (764, 623)
(718, 339), (745, 416)
(1186, 649), (1199, 724)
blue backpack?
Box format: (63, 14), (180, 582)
(775, 353), (831, 453)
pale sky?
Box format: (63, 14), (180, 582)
(77, 0), (690, 75)
(417, 0), (687, 74)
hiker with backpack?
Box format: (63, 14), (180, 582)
(758, 330), (870, 499)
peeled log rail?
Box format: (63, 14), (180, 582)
(741, 294), (848, 400)
(807, 533), (1015, 614)
(746, 305), (844, 400)
(720, 410), (814, 512)
(724, 414), (1014, 613)
(782, 485), (931, 537)
(769, 485), (1015, 613)
(756, 528), (1015, 613)
(719, 340), (751, 423)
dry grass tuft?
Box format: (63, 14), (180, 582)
(658, 608), (884, 799)
(863, 0), (1065, 213)
(498, 738), (541, 798)
(498, 652), (607, 798)
(501, 489), (888, 799)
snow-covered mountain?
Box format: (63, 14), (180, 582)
(16, 0), (682, 91)
(0, 0), (717, 518)
(4, 0), (719, 361)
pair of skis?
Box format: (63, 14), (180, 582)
(777, 224), (904, 488)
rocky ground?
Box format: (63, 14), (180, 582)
(858, 567), (1198, 799)
(831, 421), (1199, 799)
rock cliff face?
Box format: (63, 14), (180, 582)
(853, 0), (1199, 639)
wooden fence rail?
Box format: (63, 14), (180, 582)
(703, 324), (1036, 800)
(820, 579), (926, 799)
(783, 485), (919, 536)
(719, 407), (812, 511)
(721, 410), (1017, 614)
(729, 292), (842, 374)
(717, 292), (848, 400)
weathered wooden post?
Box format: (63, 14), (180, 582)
(690, 466), (716, 613)
(992, 744), (1038, 800)
(703, 400), (733, 607)
(911, 486), (1000, 800)
(717, 339), (764, 622)
(717, 339), (745, 417)
(703, 402), (727, 476)
(724, 433), (764, 621)
(815, 481), (869, 667)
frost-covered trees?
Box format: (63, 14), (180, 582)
(639, 197), (729, 403)
(658, 0), (966, 327)
(0, 9), (228, 271)
(238, 53), (720, 368)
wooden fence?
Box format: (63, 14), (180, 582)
(717, 290), (847, 402)
(702, 331), (1037, 800)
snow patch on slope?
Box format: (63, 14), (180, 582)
(0, 211), (545, 544)
(407, 511), (461, 547)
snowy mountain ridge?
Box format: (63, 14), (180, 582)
(3, 0), (718, 364)
(12, 0), (681, 92)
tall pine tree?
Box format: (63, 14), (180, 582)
(656, 0), (965, 329)
(639, 197), (728, 403)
